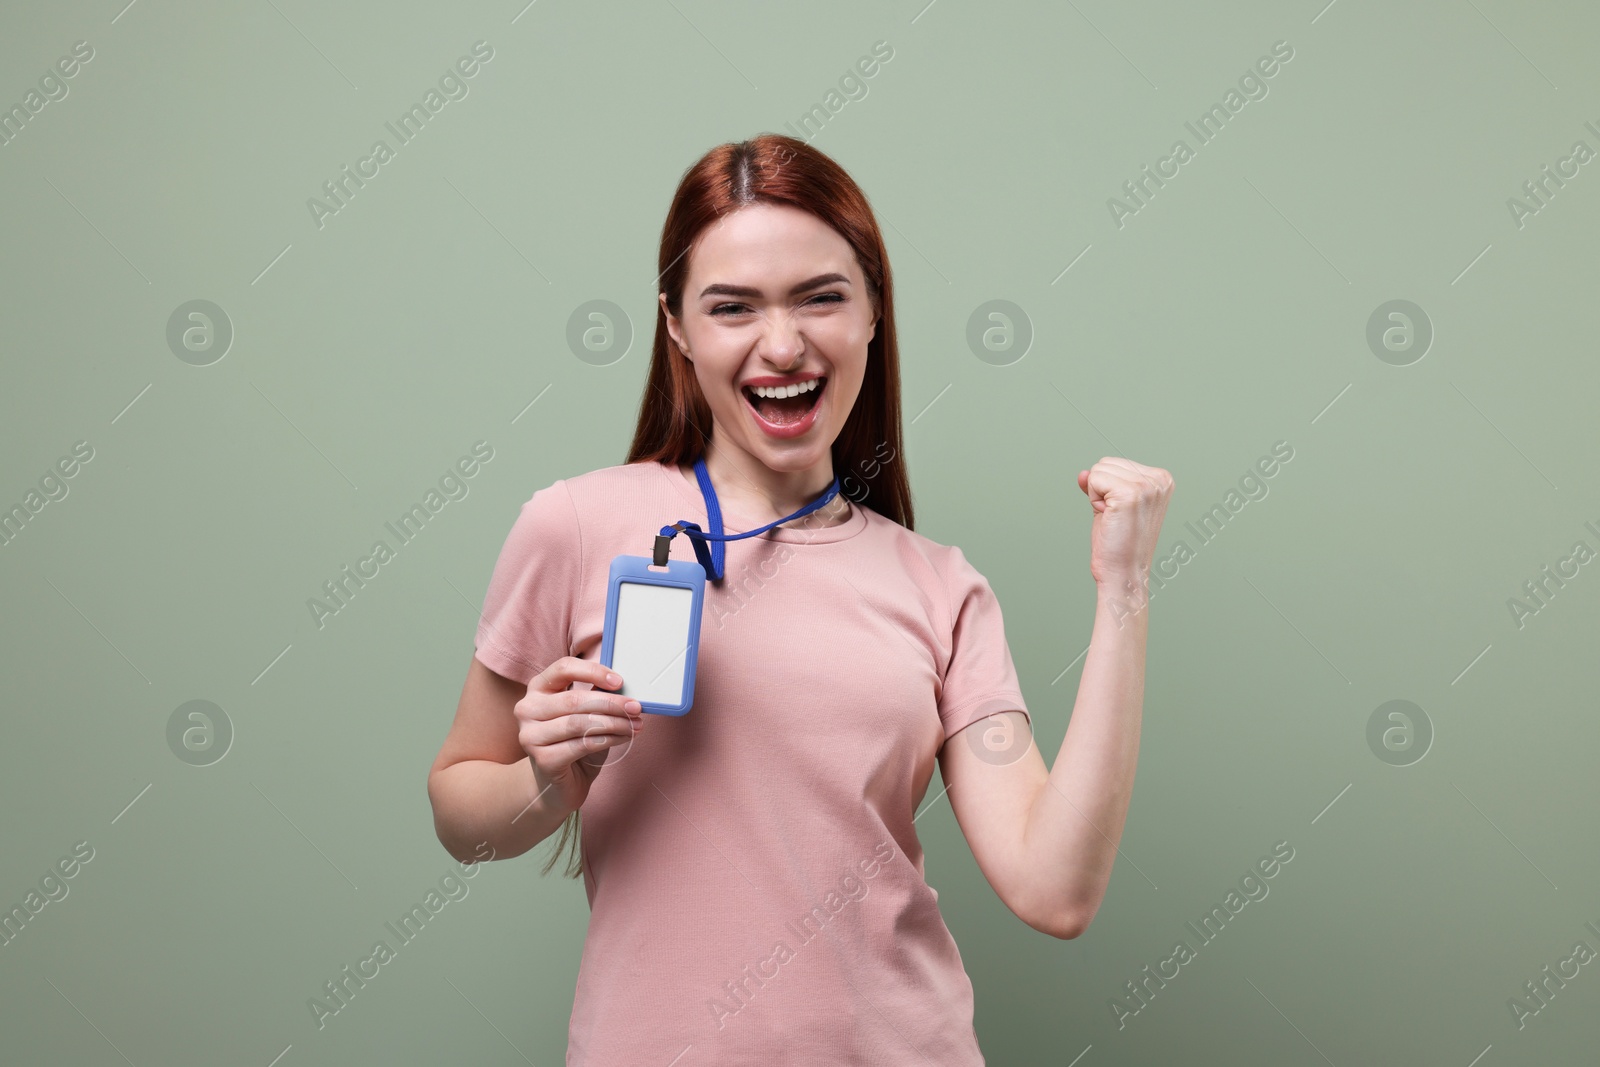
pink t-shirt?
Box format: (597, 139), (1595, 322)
(474, 459), (1030, 1066)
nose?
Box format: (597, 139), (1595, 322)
(757, 312), (805, 368)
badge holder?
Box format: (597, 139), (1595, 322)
(598, 534), (706, 717)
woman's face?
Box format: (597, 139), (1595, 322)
(660, 202), (877, 477)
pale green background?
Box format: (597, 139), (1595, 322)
(3, 1), (1597, 1064)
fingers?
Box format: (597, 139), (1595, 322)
(531, 718), (641, 776)
(520, 655), (645, 750)
(1087, 457), (1174, 487)
(523, 699), (645, 767)
(1081, 459), (1175, 502)
(571, 709), (643, 748)
(566, 686), (643, 719)
(533, 655), (626, 695)
(1084, 456), (1172, 511)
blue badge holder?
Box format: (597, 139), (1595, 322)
(599, 555), (705, 716)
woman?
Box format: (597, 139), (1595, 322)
(427, 134), (1173, 1064)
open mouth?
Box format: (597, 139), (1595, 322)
(741, 377), (827, 431)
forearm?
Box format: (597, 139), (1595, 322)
(1025, 575), (1149, 931)
(429, 757), (572, 863)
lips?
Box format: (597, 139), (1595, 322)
(741, 376), (827, 439)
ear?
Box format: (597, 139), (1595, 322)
(659, 292), (689, 359)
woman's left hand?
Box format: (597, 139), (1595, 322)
(1077, 458), (1175, 587)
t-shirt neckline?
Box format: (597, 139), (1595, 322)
(654, 460), (868, 545)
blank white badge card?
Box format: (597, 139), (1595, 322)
(611, 580), (694, 706)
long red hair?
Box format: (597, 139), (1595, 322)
(625, 133), (913, 529)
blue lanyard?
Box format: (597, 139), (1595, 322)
(654, 455), (840, 581)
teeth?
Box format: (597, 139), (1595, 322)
(748, 379), (820, 399)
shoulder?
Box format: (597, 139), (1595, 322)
(495, 462), (661, 548)
(562, 460), (664, 492)
(491, 463), (665, 582)
(867, 510), (952, 561)
(859, 509), (988, 604)
(515, 461), (663, 512)
(541, 460), (660, 494)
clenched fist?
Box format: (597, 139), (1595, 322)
(1077, 458), (1175, 588)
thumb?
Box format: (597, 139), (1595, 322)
(1079, 469), (1108, 513)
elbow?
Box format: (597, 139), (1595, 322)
(425, 766), (471, 864)
(1042, 910), (1088, 941)
(1027, 897), (1096, 941)
(427, 766), (505, 867)
(1012, 882), (1090, 940)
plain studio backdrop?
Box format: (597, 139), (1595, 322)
(1, 0), (1597, 1064)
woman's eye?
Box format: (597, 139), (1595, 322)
(709, 293), (841, 317)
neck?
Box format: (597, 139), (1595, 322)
(696, 439), (847, 529)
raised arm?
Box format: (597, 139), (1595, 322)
(939, 458), (1172, 939)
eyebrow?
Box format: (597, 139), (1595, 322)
(698, 273), (850, 300)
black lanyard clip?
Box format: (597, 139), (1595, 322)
(652, 531), (674, 568)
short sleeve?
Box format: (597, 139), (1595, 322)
(473, 479), (583, 686)
(937, 546), (1029, 745)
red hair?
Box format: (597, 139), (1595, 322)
(625, 133), (914, 530)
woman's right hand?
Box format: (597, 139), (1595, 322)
(516, 656), (645, 816)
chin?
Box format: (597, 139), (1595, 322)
(744, 438), (830, 469)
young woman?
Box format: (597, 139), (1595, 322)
(428, 134), (1173, 1065)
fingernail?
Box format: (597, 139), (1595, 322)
(625, 700), (641, 713)
(607, 673), (621, 686)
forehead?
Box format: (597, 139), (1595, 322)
(686, 203), (859, 288)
